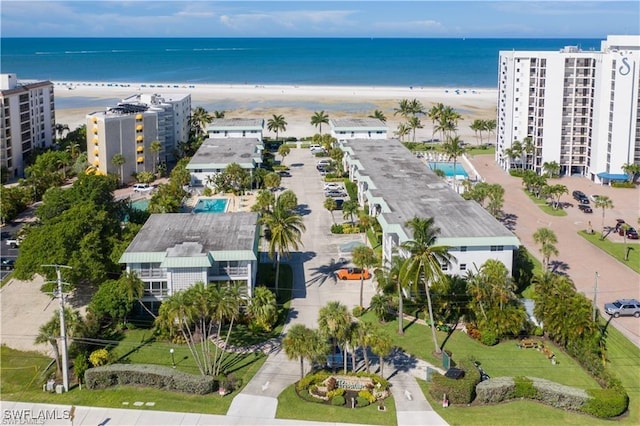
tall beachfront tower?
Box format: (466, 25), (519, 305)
(496, 35), (640, 184)
(120, 93), (191, 163)
(86, 106), (158, 182)
(0, 73), (56, 180)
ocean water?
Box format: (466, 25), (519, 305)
(1, 38), (601, 88)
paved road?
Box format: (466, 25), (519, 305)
(466, 154), (640, 346)
(228, 147), (448, 425)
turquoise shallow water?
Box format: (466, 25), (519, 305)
(1, 37), (600, 88)
(428, 161), (468, 178)
(193, 198), (228, 214)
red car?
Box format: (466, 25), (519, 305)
(336, 268), (371, 280)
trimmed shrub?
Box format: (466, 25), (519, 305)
(581, 388), (629, 418)
(475, 377), (515, 404)
(327, 387), (345, 399)
(513, 376), (537, 399)
(84, 364), (215, 394)
(297, 371), (330, 391)
(89, 349), (110, 367)
(479, 329), (499, 346)
(530, 377), (588, 411)
(356, 396), (370, 407)
(429, 359), (481, 404)
(611, 181), (634, 188)
(358, 389), (376, 404)
(330, 223), (344, 234)
(331, 395), (346, 406)
(352, 306), (364, 317)
(509, 169), (526, 177)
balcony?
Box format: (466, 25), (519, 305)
(135, 269), (167, 279)
(210, 266), (249, 277)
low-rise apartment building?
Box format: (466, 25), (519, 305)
(330, 118), (388, 142)
(207, 118), (264, 141)
(340, 138), (520, 275)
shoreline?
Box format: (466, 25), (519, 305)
(52, 80), (498, 142)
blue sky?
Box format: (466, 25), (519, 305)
(1, 1), (638, 38)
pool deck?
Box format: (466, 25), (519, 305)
(185, 192), (257, 213)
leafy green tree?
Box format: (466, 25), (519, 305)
(310, 110), (330, 134)
(148, 182), (186, 213)
(441, 135), (467, 188)
(277, 144), (291, 165)
(400, 217), (451, 354)
(252, 167), (268, 189)
(35, 308), (84, 376)
(23, 150), (68, 199)
(251, 189), (276, 216)
(541, 184), (567, 209)
(368, 328), (393, 378)
(264, 172), (281, 192)
(248, 286), (278, 331)
(318, 301), (352, 373)
(267, 114), (287, 141)
(427, 103), (445, 141)
(521, 137), (535, 170)
(394, 99), (411, 119)
(0, 186), (29, 223)
(533, 227), (559, 270)
(542, 161), (560, 178)
(469, 119), (483, 145)
(352, 245), (378, 308)
(282, 324), (328, 379)
(263, 192), (306, 295)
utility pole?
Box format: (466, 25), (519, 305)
(593, 271), (599, 323)
(43, 264), (72, 392)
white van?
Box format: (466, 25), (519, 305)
(133, 183), (152, 192)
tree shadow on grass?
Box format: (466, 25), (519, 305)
(500, 212), (518, 231)
(385, 347), (420, 379)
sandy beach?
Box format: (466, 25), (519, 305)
(53, 81), (497, 143)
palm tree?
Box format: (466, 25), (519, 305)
(469, 120), (483, 145)
(594, 195), (614, 230)
(283, 324), (327, 380)
(393, 99), (411, 119)
(264, 172), (281, 192)
(191, 107), (212, 139)
(376, 255), (406, 334)
(368, 329), (393, 378)
(533, 227), (559, 270)
(111, 153), (126, 186)
(248, 286), (277, 331)
(408, 98), (425, 116)
(263, 193), (306, 296)
(368, 109), (387, 123)
(395, 123), (410, 142)
(65, 142), (81, 162)
(441, 135), (467, 188)
(150, 140), (162, 172)
(213, 110), (226, 119)
(542, 161), (560, 178)
(342, 199), (359, 225)
(324, 197), (337, 224)
(35, 308), (82, 376)
(351, 320), (374, 373)
(407, 116), (423, 142)
(352, 245), (378, 308)
(267, 114), (287, 141)
(277, 144), (291, 165)
(310, 111), (330, 134)
(317, 301), (352, 373)
(55, 123), (70, 140)
(621, 162), (640, 183)
(399, 217), (451, 355)
(427, 103), (445, 141)
(522, 137), (534, 170)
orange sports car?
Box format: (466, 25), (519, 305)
(336, 268), (371, 280)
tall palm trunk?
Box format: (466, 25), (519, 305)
(397, 281), (404, 335)
(425, 284), (441, 355)
(215, 315), (236, 376)
(274, 252), (281, 296)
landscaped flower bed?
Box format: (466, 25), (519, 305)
(296, 371), (390, 408)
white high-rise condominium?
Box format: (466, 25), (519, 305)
(0, 73), (56, 180)
(496, 35), (640, 184)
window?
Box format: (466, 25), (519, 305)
(460, 264), (467, 271)
(441, 263), (449, 271)
(490, 245), (504, 252)
(460, 246), (467, 252)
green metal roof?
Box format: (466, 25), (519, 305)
(119, 252), (166, 264)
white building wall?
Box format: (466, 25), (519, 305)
(170, 267), (208, 294)
(208, 129), (262, 139)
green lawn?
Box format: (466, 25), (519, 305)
(360, 312), (598, 389)
(0, 345), (262, 415)
(465, 146), (496, 156)
(523, 190), (568, 217)
(578, 231), (640, 274)
(276, 383), (397, 426)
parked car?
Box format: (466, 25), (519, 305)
(336, 267), (371, 280)
(590, 194), (601, 202)
(133, 183), (152, 192)
(334, 199), (344, 210)
(572, 190), (589, 203)
(323, 182), (344, 191)
(310, 147), (327, 155)
(277, 170), (291, 178)
(324, 189), (347, 198)
(309, 144), (322, 151)
(5, 237), (20, 248)
(317, 159), (332, 167)
(604, 299), (640, 318)
(578, 204), (593, 213)
(0, 257), (15, 270)
(626, 227), (639, 240)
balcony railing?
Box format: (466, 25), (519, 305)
(135, 269), (167, 279)
(210, 266), (249, 277)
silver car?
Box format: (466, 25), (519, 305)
(604, 299), (640, 318)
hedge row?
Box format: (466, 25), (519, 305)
(475, 376), (628, 418)
(428, 360), (481, 404)
(85, 364), (216, 395)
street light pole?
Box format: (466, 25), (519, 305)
(170, 348), (176, 368)
(593, 271), (599, 323)
(43, 264), (72, 392)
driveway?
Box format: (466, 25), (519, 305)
(467, 154), (640, 346)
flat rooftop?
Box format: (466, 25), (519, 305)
(342, 139), (517, 241)
(123, 212), (258, 255)
(187, 138), (263, 169)
(208, 118), (264, 130)
(330, 118), (387, 131)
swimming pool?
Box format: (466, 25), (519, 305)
(428, 162), (469, 178)
(131, 199), (149, 211)
(193, 198), (229, 213)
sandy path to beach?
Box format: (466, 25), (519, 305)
(54, 82), (497, 143)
